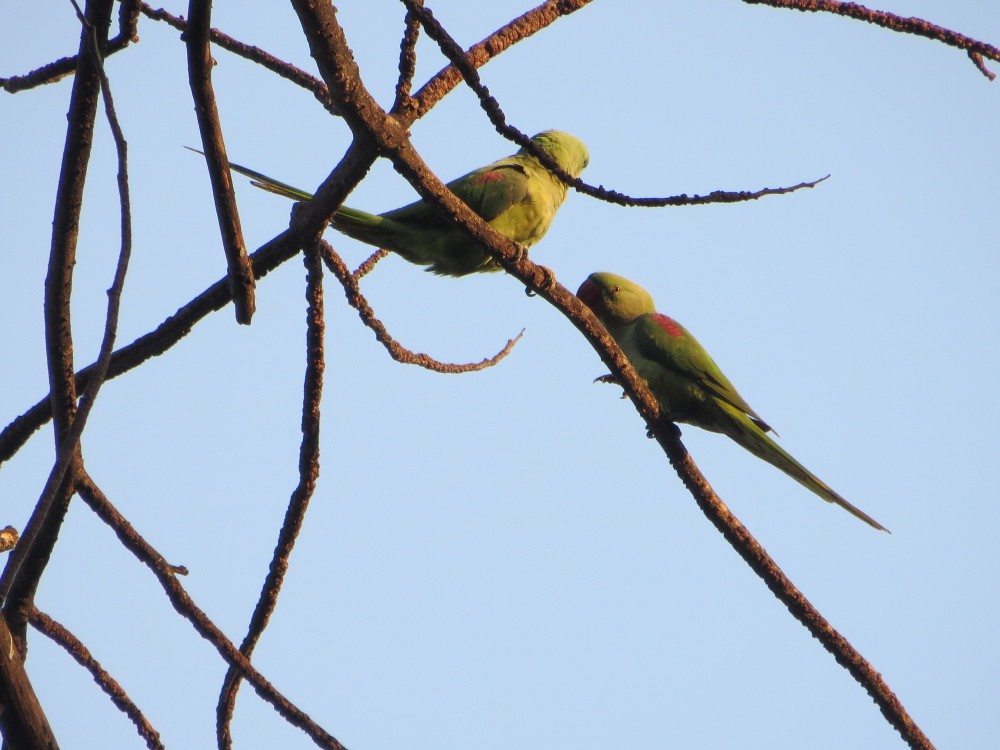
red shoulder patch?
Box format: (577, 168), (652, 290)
(473, 170), (505, 184)
(652, 314), (683, 338)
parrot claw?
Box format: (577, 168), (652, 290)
(593, 374), (627, 400)
(523, 265), (556, 297)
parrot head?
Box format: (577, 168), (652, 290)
(577, 272), (656, 329)
(522, 130), (590, 178)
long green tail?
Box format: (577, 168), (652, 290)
(718, 402), (888, 532)
(187, 147), (387, 234)
(185, 147), (315, 201)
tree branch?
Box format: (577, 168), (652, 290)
(186, 0), (255, 324)
(76, 472), (347, 750)
(744, 0), (999, 78)
(287, 4), (934, 747)
(217, 241), (326, 750)
(29, 607), (163, 750)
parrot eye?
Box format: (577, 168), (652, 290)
(611, 286), (620, 295)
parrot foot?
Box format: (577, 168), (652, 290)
(523, 265), (556, 297)
(535, 264), (557, 292)
(593, 374), (627, 400)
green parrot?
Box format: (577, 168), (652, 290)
(576, 272), (887, 532)
(214, 130), (589, 277)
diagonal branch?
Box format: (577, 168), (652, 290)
(30, 606), (164, 750)
(288, 4), (934, 747)
(403, 0), (826, 208)
(0, 141), (378, 470)
(76, 472), (348, 750)
(743, 0), (1000, 78)
(138, 3), (340, 115)
(186, 0), (256, 325)
(351, 248), (389, 279)
(407, 0), (597, 120)
(0, 0), (139, 94)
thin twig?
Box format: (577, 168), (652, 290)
(29, 606), (164, 750)
(76, 473), (348, 750)
(744, 0), (999, 79)
(321, 241), (523, 373)
(408, 0), (597, 120)
(391, 0), (422, 113)
(186, 0), (255, 324)
(969, 50), (997, 81)
(138, 3), (339, 115)
(403, 0), (827, 208)
(217, 242), (326, 750)
(352, 248), (389, 279)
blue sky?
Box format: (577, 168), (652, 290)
(2, 1), (999, 748)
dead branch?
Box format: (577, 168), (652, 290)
(29, 607), (163, 750)
(185, 0), (255, 324)
(321, 240), (524, 373)
(744, 0), (999, 78)
(216, 242), (326, 750)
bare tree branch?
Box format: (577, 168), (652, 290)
(0, 0), (138, 95)
(138, 3), (340, 115)
(0, 612), (58, 750)
(186, 0), (256, 324)
(404, 0), (828, 208)
(391, 0), (423, 113)
(287, 4), (934, 747)
(76, 473), (348, 750)
(351, 248), (389, 279)
(29, 607), (164, 750)
(1, 0), (133, 616)
(408, 0), (597, 119)
(744, 0), (999, 78)
(321, 240), (524, 373)
(217, 242), (326, 750)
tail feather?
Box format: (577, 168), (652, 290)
(718, 402), (889, 532)
(185, 147), (315, 201)
(329, 205), (392, 248)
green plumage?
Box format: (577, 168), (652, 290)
(214, 130), (589, 277)
(577, 272), (887, 532)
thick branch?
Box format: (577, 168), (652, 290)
(0, 612), (58, 749)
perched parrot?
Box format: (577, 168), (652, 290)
(576, 272), (887, 532)
(212, 130), (589, 277)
